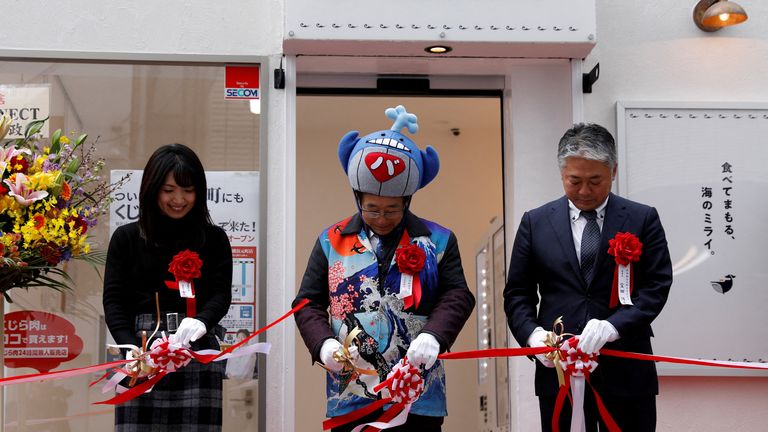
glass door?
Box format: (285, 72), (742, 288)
(0, 60), (263, 431)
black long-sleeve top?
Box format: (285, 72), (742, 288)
(102, 220), (232, 348)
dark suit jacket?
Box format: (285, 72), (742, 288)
(504, 193), (672, 397)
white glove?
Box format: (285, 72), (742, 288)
(577, 319), (619, 354)
(406, 333), (440, 370)
(170, 318), (207, 346)
(319, 339), (345, 372)
(527, 327), (555, 368)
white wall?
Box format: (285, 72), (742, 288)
(2, 0), (282, 58)
(583, 2), (768, 430)
(501, 62), (575, 432)
(586, 1), (768, 130)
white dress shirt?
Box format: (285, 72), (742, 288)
(568, 197), (609, 264)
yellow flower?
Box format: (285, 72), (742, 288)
(27, 171), (57, 190)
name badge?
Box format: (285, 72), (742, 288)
(178, 281), (195, 298)
(399, 274), (413, 299)
(618, 264), (633, 306)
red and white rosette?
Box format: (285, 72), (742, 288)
(164, 249), (203, 316)
(323, 358), (424, 431)
(607, 232), (642, 308)
(557, 337), (599, 432)
(552, 337), (619, 432)
(377, 359), (424, 406)
(352, 359), (424, 432)
(147, 334), (193, 372)
(395, 243), (426, 310)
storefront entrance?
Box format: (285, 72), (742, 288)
(294, 93), (505, 431)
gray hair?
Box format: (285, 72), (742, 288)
(557, 123), (617, 170)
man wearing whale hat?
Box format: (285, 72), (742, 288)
(294, 105), (475, 431)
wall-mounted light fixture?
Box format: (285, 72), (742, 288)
(693, 0), (748, 32)
(424, 45), (452, 54)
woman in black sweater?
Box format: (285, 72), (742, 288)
(103, 144), (232, 431)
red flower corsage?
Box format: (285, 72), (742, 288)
(607, 232), (642, 266)
(168, 249), (203, 281)
(607, 232), (642, 308)
(165, 250), (203, 317)
(395, 243), (426, 275)
(395, 243), (426, 310)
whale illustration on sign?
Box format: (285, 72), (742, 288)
(710, 274), (735, 294)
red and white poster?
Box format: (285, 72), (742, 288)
(4, 310), (83, 373)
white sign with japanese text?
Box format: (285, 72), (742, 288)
(109, 170), (260, 247)
(618, 103), (768, 375)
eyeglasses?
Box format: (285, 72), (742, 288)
(361, 209), (404, 220)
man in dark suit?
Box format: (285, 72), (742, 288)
(504, 123), (673, 431)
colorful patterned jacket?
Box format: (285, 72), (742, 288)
(294, 211), (475, 418)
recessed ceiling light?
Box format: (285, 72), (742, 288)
(425, 45), (452, 54)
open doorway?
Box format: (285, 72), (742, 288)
(293, 94), (504, 432)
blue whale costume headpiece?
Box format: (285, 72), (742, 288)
(338, 105), (440, 197)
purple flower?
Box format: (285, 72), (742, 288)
(59, 250), (73, 262)
(41, 161), (61, 172)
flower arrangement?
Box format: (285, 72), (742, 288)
(0, 114), (129, 300)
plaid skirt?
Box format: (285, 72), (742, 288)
(115, 359), (225, 432)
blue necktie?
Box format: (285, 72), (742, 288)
(580, 210), (600, 285)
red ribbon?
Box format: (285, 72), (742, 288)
(164, 280), (197, 317)
(322, 399), (390, 430)
(401, 275), (422, 310)
(588, 375), (621, 432)
(323, 359), (423, 431)
(395, 240), (425, 310)
(0, 299), (310, 408)
(439, 346), (553, 360)
(196, 298), (309, 364)
(438, 345), (768, 431)
(551, 374), (621, 432)
(550, 338), (619, 432)
(94, 371), (168, 405)
(0, 360), (130, 387)
(607, 232), (642, 308)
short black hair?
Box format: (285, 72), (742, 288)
(138, 143), (212, 245)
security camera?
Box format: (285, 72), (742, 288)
(450, 128), (460, 136)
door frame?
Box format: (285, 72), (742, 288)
(271, 55), (584, 432)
